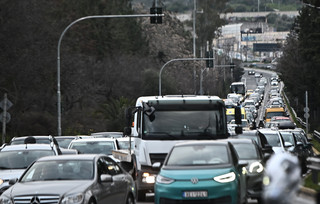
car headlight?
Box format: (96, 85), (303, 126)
(249, 162), (264, 173)
(142, 172), (157, 184)
(156, 175), (175, 184)
(0, 179), (3, 185)
(213, 172), (236, 183)
(61, 193), (84, 204)
(0, 197), (13, 204)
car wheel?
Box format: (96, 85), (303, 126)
(126, 194), (135, 204)
(88, 198), (96, 204)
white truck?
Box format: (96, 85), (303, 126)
(115, 95), (230, 201)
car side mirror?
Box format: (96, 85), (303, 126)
(238, 160), (248, 168)
(152, 162), (162, 170)
(100, 174), (113, 183)
(284, 142), (293, 148)
(9, 178), (18, 185)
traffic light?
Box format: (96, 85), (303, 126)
(206, 50), (214, 68)
(150, 7), (162, 24)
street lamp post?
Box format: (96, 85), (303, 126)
(57, 14), (163, 136)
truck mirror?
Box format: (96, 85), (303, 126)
(124, 127), (132, 136)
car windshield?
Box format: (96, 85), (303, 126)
(143, 109), (226, 140)
(280, 132), (295, 146)
(21, 160), (94, 182)
(232, 143), (259, 160)
(166, 144), (230, 166)
(0, 150), (55, 169)
(69, 141), (115, 155)
(56, 138), (74, 148)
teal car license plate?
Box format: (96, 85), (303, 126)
(183, 191), (208, 198)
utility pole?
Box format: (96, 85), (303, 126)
(193, 0), (197, 94)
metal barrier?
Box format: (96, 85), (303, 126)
(314, 131), (320, 143)
(307, 157), (320, 184)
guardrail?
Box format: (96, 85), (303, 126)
(282, 90), (307, 128)
(307, 157), (320, 184)
(313, 130), (320, 143)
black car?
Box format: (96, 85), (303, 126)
(248, 70), (255, 75)
(230, 130), (273, 160)
(279, 129), (313, 173)
(227, 138), (265, 203)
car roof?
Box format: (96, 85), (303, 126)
(226, 138), (255, 144)
(37, 154), (104, 162)
(70, 138), (117, 143)
(1, 144), (55, 151)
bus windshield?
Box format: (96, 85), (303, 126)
(230, 84), (245, 95)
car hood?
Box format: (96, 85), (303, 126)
(160, 167), (234, 180)
(0, 169), (25, 180)
(8, 180), (93, 196)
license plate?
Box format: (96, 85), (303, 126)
(183, 191), (208, 198)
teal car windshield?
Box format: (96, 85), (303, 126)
(166, 144), (230, 166)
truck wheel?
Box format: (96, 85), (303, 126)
(137, 190), (146, 202)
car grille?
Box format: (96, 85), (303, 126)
(13, 195), (60, 204)
(159, 196), (232, 204)
(149, 153), (167, 164)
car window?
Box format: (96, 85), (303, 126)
(0, 150), (55, 169)
(56, 138), (74, 148)
(232, 143), (260, 160)
(166, 144), (230, 166)
(263, 133), (281, 147)
(69, 141), (116, 154)
(280, 132), (295, 145)
(97, 157), (122, 175)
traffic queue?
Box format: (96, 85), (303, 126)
(0, 71), (314, 204)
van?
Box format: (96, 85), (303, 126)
(264, 107), (286, 123)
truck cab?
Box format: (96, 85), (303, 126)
(121, 95), (229, 201)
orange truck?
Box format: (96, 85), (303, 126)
(264, 107), (287, 123)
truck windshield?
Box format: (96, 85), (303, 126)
(142, 109), (226, 140)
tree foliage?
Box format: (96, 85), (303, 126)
(278, 2), (320, 129)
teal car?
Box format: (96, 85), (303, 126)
(154, 140), (247, 204)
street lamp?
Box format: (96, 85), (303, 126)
(57, 14), (163, 136)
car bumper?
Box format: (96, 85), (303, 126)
(154, 179), (238, 204)
(247, 173), (263, 199)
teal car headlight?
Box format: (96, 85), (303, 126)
(249, 162), (264, 173)
(213, 172), (236, 183)
(156, 175), (175, 184)
(0, 196), (13, 204)
(61, 193), (84, 204)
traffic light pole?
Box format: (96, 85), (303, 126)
(57, 14), (164, 136)
(159, 57), (215, 96)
